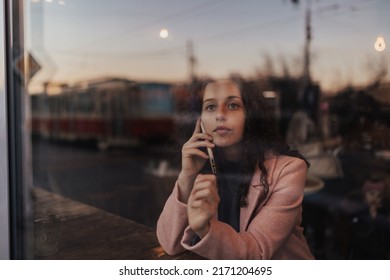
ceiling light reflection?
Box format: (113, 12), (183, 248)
(374, 36), (385, 52)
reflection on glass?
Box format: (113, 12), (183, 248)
(375, 36), (386, 52)
(26, 0), (390, 259)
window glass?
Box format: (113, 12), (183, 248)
(23, 0), (390, 260)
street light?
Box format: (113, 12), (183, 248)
(159, 28), (169, 39)
(374, 36), (385, 52)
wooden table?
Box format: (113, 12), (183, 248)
(33, 188), (203, 260)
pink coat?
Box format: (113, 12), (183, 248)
(156, 155), (314, 259)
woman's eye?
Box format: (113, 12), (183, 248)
(205, 104), (216, 111)
(228, 103), (239, 109)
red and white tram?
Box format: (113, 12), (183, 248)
(31, 78), (176, 148)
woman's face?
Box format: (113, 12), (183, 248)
(201, 80), (246, 153)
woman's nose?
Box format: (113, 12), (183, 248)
(216, 106), (226, 121)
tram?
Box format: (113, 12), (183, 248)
(31, 78), (176, 148)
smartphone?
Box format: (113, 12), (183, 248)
(200, 122), (217, 174)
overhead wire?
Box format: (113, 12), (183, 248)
(43, 0), (236, 61)
(72, 0), (234, 50)
(313, 0), (389, 38)
(43, 1), (387, 61)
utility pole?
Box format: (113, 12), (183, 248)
(187, 39), (196, 82)
(300, 1), (312, 101)
(303, 3), (311, 86)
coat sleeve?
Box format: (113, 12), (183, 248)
(156, 181), (189, 255)
(179, 157), (309, 259)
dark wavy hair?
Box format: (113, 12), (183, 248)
(176, 78), (309, 207)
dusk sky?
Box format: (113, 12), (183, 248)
(28, 0), (389, 93)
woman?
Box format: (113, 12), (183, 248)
(157, 79), (314, 259)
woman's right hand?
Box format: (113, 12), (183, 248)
(177, 118), (214, 203)
(187, 174), (219, 238)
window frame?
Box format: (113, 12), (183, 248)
(2, 0), (34, 259)
(0, 0), (10, 260)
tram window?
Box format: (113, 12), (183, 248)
(100, 91), (108, 115)
(77, 92), (94, 114)
(4, 0), (386, 260)
(31, 95), (39, 115)
(64, 95), (71, 114)
(139, 84), (174, 115)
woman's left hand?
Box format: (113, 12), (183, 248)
(187, 174), (219, 238)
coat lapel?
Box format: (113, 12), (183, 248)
(239, 156), (277, 231)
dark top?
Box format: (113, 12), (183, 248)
(216, 158), (246, 232)
(192, 155), (244, 247)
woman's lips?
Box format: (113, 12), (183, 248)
(214, 126), (231, 135)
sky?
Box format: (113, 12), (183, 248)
(27, 0), (390, 94)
